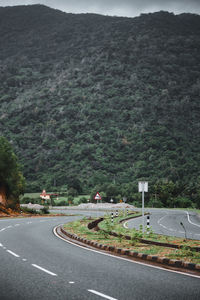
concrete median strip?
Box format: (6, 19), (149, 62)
(57, 225), (200, 273)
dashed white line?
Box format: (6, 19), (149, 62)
(0, 243), (3, 247)
(31, 264), (57, 276)
(0, 228), (6, 232)
(69, 281), (75, 284)
(7, 250), (20, 258)
(88, 289), (118, 300)
(14, 224), (20, 227)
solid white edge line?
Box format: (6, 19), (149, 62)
(53, 225), (200, 279)
(31, 264), (57, 276)
(185, 211), (200, 228)
(7, 250), (20, 257)
(88, 289), (118, 300)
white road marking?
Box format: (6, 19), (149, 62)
(185, 211), (200, 228)
(157, 214), (167, 226)
(88, 289), (118, 300)
(22, 259), (27, 261)
(0, 243), (3, 247)
(7, 250), (20, 257)
(167, 228), (176, 232)
(31, 264), (57, 276)
(123, 221), (128, 229)
(0, 228), (6, 232)
(69, 281), (75, 284)
(53, 225), (200, 279)
(157, 214), (177, 232)
(6, 226), (12, 229)
(14, 224), (20, 226)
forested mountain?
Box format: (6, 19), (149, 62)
(0, 5), (200, 206)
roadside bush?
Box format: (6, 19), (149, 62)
(130, 228), (143, 246)
(173, 196), (193, 208)
(68, 195), (74, 204)
(72, 197), (80, 205)
(57, 200), (68, 206)
(79, 197), (88, 203)
(20, 196), (41, 204)
(20, 207), (39, 214)
(40, 206), (49, 214)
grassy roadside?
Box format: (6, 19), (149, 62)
(99, 213), (200, 247)
(63, 214), (200, 264)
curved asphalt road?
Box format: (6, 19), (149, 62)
(126, 209), (200, 240)
(0, 212), (200, 300)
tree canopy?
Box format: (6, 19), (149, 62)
(0, 136), (25, 206)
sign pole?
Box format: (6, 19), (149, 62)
(138, 181), (148, 235)
(142, 184), (144, 234)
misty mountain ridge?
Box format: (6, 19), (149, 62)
(0, 5), (200, 205)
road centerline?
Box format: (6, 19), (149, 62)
(31, 264), (57, 276)
(88, 289), (118, 300)
(6, 250), (20, 257)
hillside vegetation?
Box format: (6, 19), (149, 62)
(0, 5), (200, 207)
(0, 136), (25, 210)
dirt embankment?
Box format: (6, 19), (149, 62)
(0, 204), (20, 217)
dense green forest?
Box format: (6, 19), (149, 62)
(0, 136), (25, 207)
(0, 5), (200, 207)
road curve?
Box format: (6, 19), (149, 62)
(126, 209), (200, 240)
(0, 213), (200, 300)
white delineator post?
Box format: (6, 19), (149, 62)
(111, 212), (114, 223)
(147, 215), (150, 234)
(138, 181), (148, 234)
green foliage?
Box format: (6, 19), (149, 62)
(0, 136), (25, 204)
(131, 228), (143, 246)
(20, 207), (39, 214)
(40, 206), (49, 214)
(0, 6), (200, 207)
(20, 196), (41, 204)
(56, 200), (68, 206)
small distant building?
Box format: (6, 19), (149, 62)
(40, 190), (58, 201)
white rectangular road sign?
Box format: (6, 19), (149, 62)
(138, 181), (148, 193)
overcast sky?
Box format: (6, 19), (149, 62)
(0, 0), (200, 17)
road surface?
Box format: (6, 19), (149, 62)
(126, 209), (200, 240)
(0, 212), (200, 299)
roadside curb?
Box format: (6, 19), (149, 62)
(59, 225), (200, 273)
